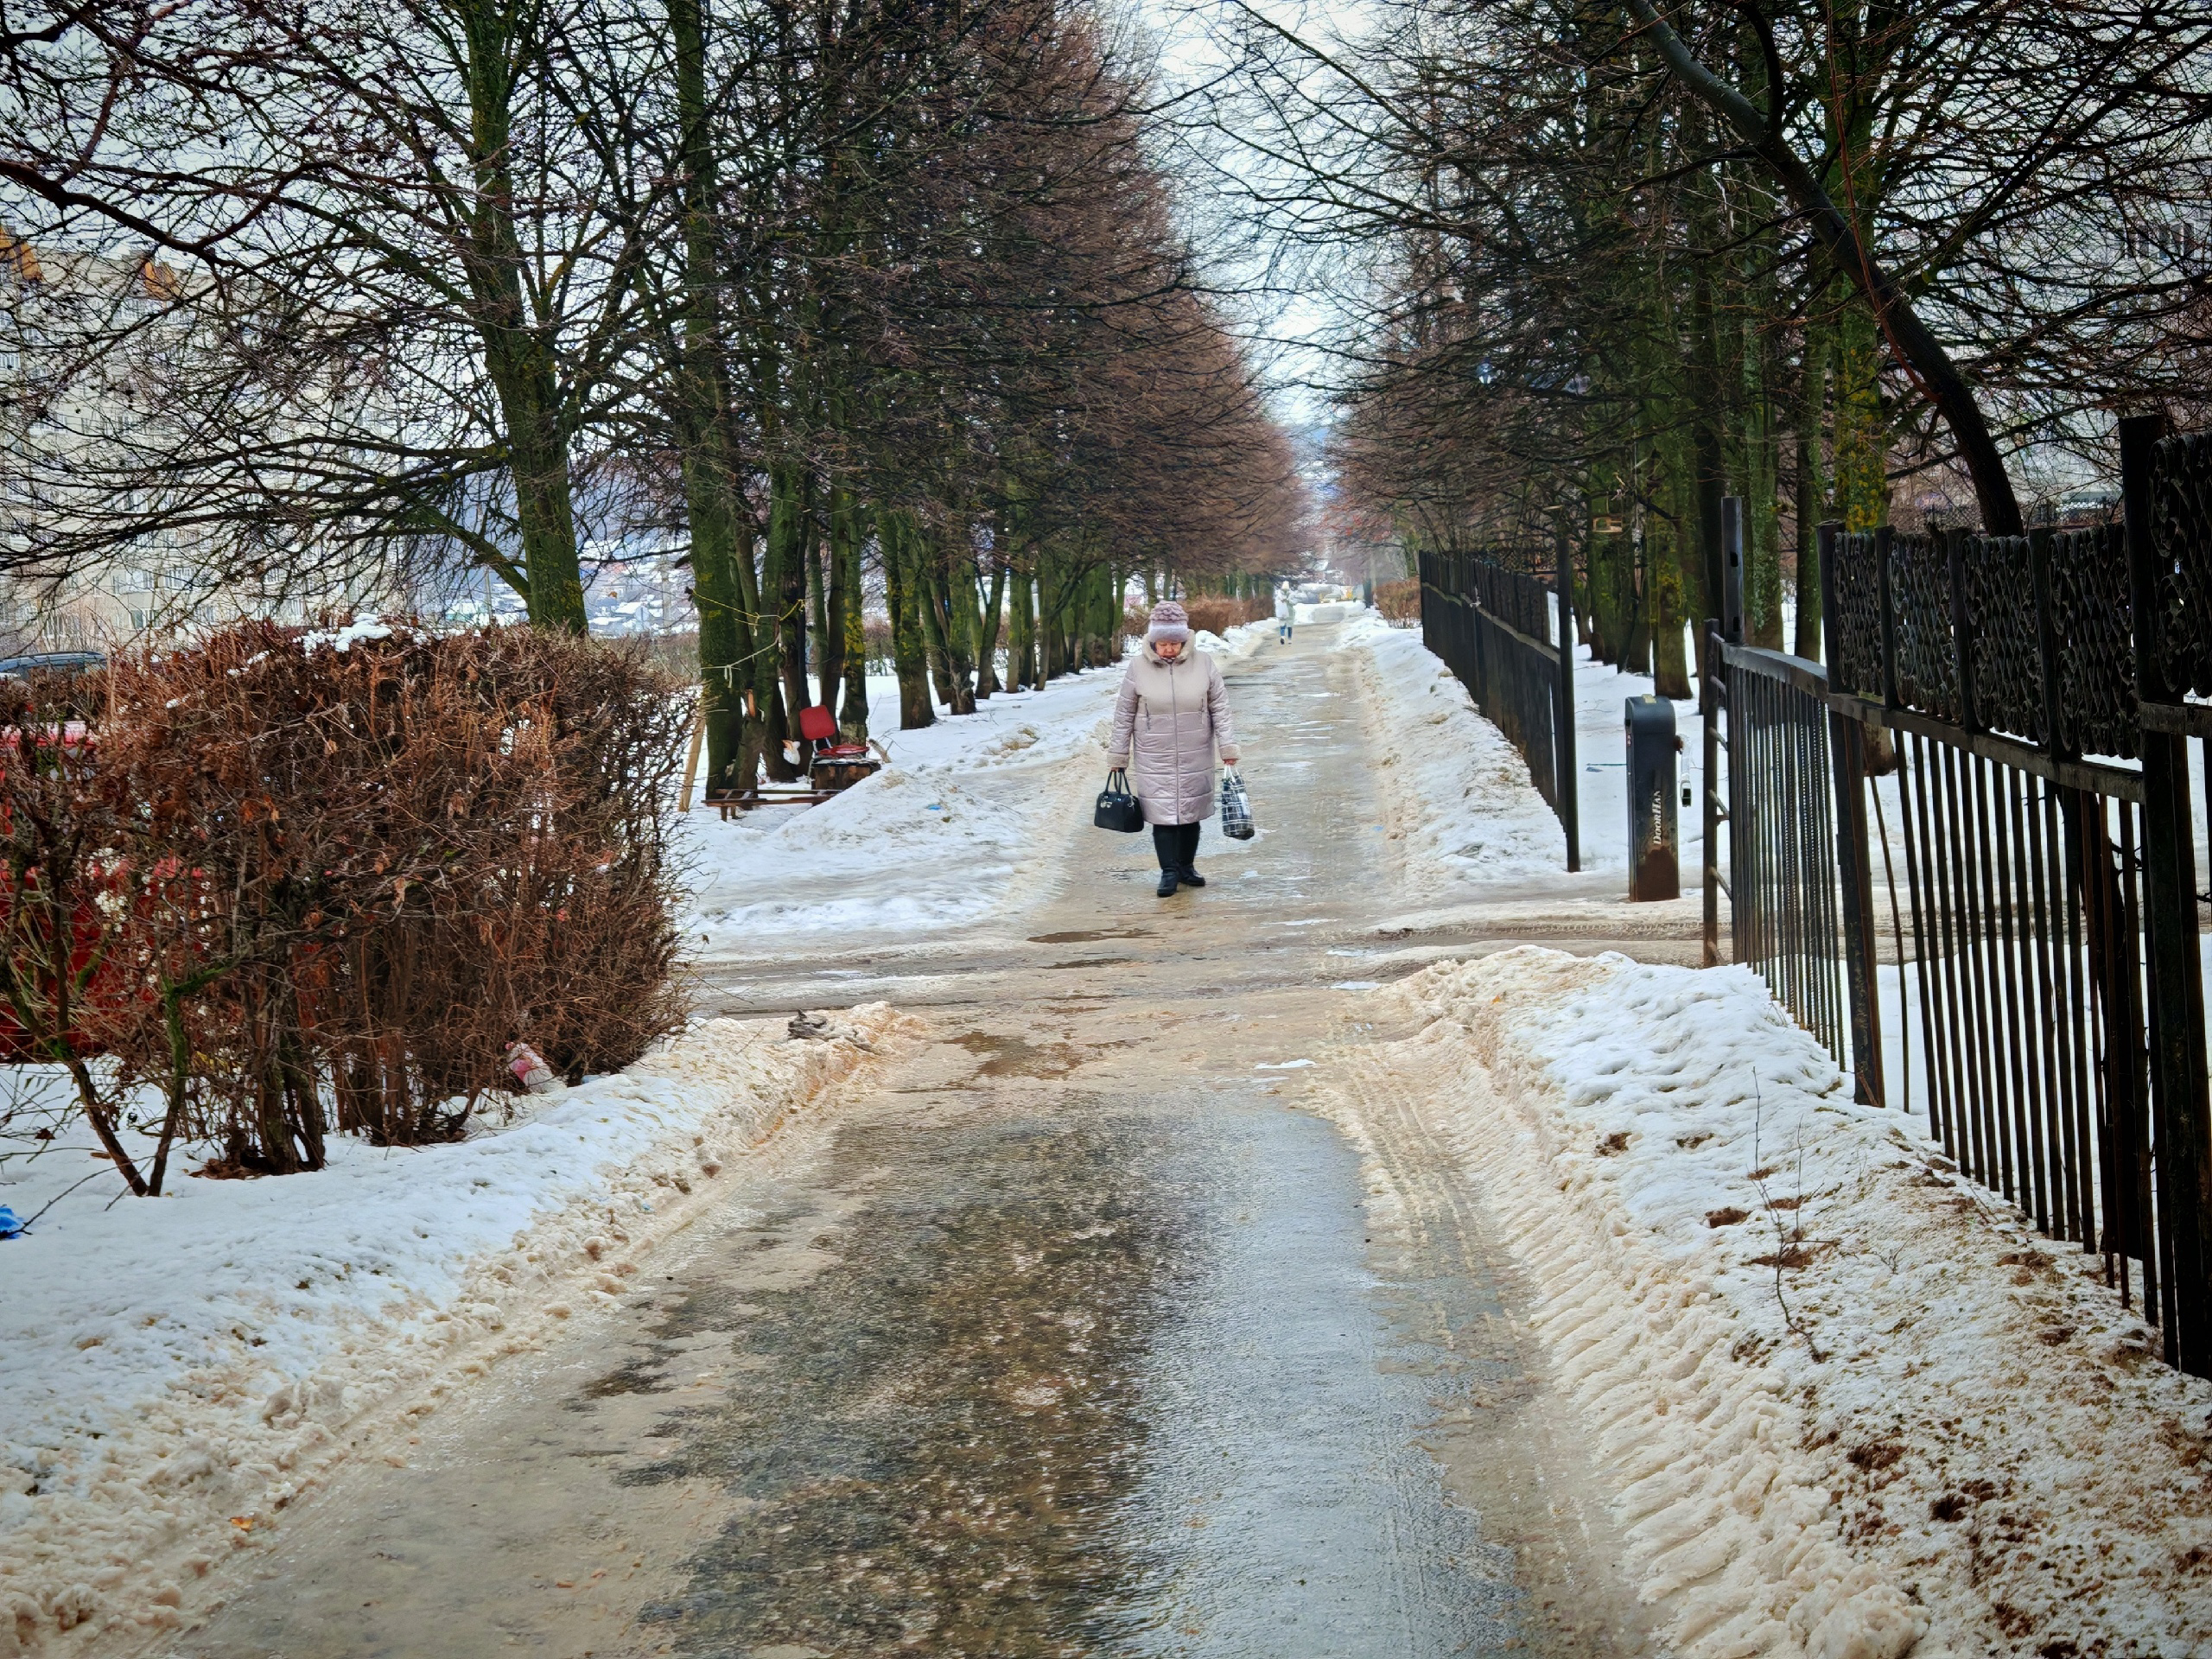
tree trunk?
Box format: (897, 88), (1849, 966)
(1007, 563), (1034, 690)
(457, 0), (586, 632)
(1688, 170), (1726, 632)
(883, 514), (936, 730)
(1651, 490), (1693, 700)
(811, 514), (840, 714)
(665, 0), (747, 799)
(1745, 322), (1784, 649)
(1651, 410), (1696, 698)
(1831, 299), (1888, 532)
(1796, 302), (1830, 660)
(974, 559), (1005, 698)
(1622, 534), (1652, 676)
(917, 547), (962, 712)
(1587, 461), (1624, 663)
(940, 549), (981, 712)
(837, 494), (868, 741)
(765, 460), (814, 775)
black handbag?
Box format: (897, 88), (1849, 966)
(1094, 767), (1144, 832)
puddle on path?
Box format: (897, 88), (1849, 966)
(950, 1031), (1089, 1078)
(626, 1106), (1187, 1655)
(588, 1078), (1522, 1659)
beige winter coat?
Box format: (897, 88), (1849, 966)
(1106, 643), (1239, 826)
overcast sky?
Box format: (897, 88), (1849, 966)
(1134, 0), (1370, 436)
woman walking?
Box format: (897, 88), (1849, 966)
(1107, 601), (1239, 897)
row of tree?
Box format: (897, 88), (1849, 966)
(1208, 0), (2212, 693)
(1, 0), (1307, 785)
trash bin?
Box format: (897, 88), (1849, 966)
(1625, 695), (1680, 901)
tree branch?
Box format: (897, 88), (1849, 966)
(1623, 0), (2023, 533)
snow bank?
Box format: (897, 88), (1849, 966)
(0, 1006), (916, 1655)
(1293, 600), (1362, 625)
(1330, 609), (1707, 895)
(1330, 613), (1585, 889)
(1339, 949), (2212, 1656)
(683, 669), (1121, 950)
(1193, 619), (1271, 659)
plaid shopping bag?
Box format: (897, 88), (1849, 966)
(1218, 766), (1256, 840)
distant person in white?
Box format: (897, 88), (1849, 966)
(1275, 584), (1294, 644)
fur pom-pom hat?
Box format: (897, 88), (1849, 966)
(1146, 600), (1191, 644)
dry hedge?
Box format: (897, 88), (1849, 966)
(0, 621), (690, 1186)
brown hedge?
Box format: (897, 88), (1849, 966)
(0, 621), (691, 1183)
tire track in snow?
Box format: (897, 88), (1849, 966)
(1314, 1020), (1666, 1656)
(1314, 961), (1929, 1659)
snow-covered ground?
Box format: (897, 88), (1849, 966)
(1330, 611), (1706, 907)
(0, 1007), (913, 1655)
(683, 671), (1113, 950)
(1331, 950), (2212, 1657)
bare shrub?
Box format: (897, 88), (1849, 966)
(1374, 578), (1420, 624)
(0, 671), (163, 1188)
(1179, 595), (1271, 635)
(88, 621), (689, 1174)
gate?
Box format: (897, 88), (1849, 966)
(1703, 413), (2212, 1376)
(1417, 547), (1581, 869)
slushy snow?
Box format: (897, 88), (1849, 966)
(1329, 950), (2212, 1656)
(0, 1007), (913, 1654)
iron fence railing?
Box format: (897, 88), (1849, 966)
(1418, 547), (1580, 869)
(1713, 644), (1846, 1060)
(1703, 413), (2212, 1376)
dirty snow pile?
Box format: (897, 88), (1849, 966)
(1354, 948), (2212, 1657)
(684, 668), (1123, 950)
(0, 1007), (911, 1656)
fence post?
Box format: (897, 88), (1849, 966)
(1701, 621), (1723, 966)
(1556, 518), (1580, 872)
(1719, 498), (1746, 645)
(2120, 412), (2212, 1376)
(1702, 500), (1745, 967)
(1820, 524), (1885, 1106)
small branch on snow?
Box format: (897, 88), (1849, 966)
(1751, 1071), (1827, 1364)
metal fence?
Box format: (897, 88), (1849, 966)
(1418, 548), (1580, 869)
(1703, 413), (2212, 1376)
(1712, 645), (1847, 1060)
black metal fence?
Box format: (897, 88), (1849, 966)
(1418, 548), (1580, 869)
(1704, 413), (2212, 1376)
(1715, 646), (1847, 1060)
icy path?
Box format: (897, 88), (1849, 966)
(153, 623), (1661, 1658)
(54, 620), (2212, 1658)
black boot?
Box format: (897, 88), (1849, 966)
(1155, 868), (1179, 897)
(1176, 866), (1205, 887)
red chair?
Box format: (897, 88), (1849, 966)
(799, 704), (869, 760)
